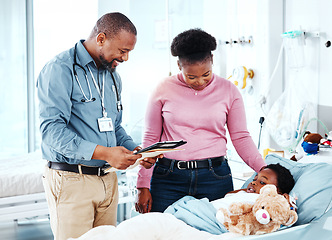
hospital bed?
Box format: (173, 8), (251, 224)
(0, 151), (137, 223)
(0, 151), (48, 222)
(69, 153), (332, 240)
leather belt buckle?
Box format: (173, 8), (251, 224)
(177, 160), (198, 170)
(177, 161), (187, 170)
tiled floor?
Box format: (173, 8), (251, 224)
(0, 217), (53, 240)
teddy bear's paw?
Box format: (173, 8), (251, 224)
(216, 209), (225, 223)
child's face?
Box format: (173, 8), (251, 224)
(246, 168), (279, 193)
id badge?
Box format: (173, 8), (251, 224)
(97, 117), (114, 132)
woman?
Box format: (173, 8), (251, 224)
(135, 28), (266, 213)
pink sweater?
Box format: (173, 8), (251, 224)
(137, 73), (265, 188)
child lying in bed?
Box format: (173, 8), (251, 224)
(212, 163), (296, 211)
(164, 163), (297, 234)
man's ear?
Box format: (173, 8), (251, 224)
(96, 32), (106, 46)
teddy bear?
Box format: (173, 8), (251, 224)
(216, 185), (298, 236)
(301, 131), (323, 155)
(290, 131), (323, 161)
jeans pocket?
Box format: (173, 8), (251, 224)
(153, 164), (171, 178)
(209, 163), (232, 179)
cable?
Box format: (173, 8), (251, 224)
(259, 41), (285, 115)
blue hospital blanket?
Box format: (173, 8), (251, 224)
(164, 196), (228, 235)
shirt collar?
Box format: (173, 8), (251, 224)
(75, 40), (96, 68)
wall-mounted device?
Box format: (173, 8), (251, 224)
(225, 36), (253, 46)
(231, 66), (254, 89)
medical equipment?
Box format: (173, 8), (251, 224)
(232, 66), (254, 89)
(73, 43), (123, 111)
(228, 66), (254, 95)
(281, 30), (305, 69)
(257, 117), (265, 150)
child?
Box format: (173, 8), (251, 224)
(211, 163), (296, 212)
(165, 163), (296, 234)
(234, 163), (294, 194)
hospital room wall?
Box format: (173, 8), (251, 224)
(203, 0), (332, 154)
(284, 0), (332, 136)
(97, 0), (282, 152)
(202, 0), (284, 154)
(98, 0), (209, 144)
(99, 0), (331, 154)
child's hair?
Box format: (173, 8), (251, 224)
(264, 163), (295, 194)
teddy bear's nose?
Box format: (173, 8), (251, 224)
(256, 209), (270, 225)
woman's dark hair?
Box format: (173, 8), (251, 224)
(171, 28), (217, 64)
(265, 163), (295, 194)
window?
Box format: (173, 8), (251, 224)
(0, 0), (219, 158)
(33, 0), (98, 150)
(0, 1), (28, 158)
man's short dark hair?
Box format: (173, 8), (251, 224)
(92, 12), (137, 38)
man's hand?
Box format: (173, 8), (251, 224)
(92, 145), (141, 170)
(135, 188), (152, 213)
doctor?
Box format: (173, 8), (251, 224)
(37, 12), (157, 240)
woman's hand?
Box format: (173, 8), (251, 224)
(139, 154), (163, 169)
(133, 146), (163, 169)
(135, 188), (153, 213)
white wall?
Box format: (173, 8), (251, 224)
(205, 0), (331, 155)
(96, 0), (331, 153)
(203, 0), (284, 153)
(285, 0), (332, 135)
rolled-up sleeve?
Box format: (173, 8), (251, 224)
(37, 60), (97, 161)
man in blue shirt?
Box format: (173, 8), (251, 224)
(37, 12), (156, 240)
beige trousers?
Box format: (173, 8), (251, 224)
(42, 165), (119, 240)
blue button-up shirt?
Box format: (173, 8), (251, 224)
(37, 40), (137, 167)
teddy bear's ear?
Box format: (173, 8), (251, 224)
(284, 210), (298, 226)
(259, 184), (277, 195)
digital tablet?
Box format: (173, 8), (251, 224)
(103, 140), (187, 173)
(134, 140), (187, 154)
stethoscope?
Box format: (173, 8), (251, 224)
(73, 43), (123, 112)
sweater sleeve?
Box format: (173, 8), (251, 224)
(136, 83), (164, 189)
(227, 85), (266, 173)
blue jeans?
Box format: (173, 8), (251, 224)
(150, 158), (233, 212)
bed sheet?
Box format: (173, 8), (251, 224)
(69, 211), (332, 240)
(69, 212), (241, 240)
(69, 212), (318, 240)
(0, 151), (45, 198)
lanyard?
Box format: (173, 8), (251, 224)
(87, 66), (107, 118)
